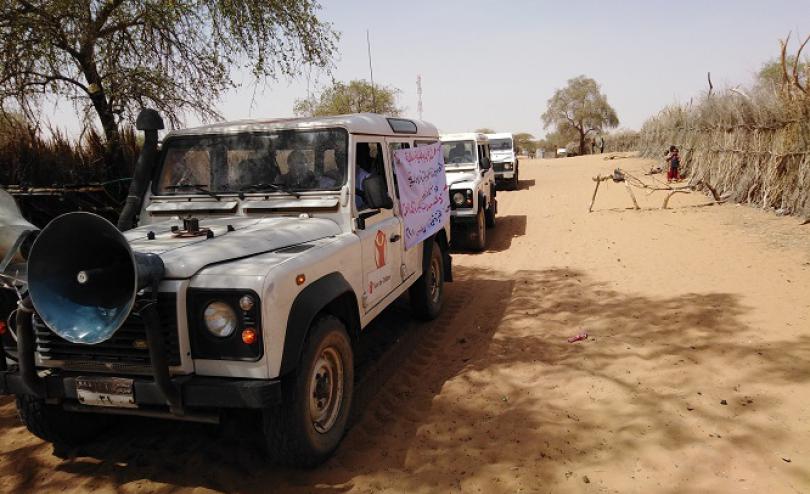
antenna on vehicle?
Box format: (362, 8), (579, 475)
(366, 29), (377, 113)
(417, 74), (423, 120)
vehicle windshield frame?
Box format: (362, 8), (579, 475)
(489, 138), (513, 152)
(151, 127), (349, 197)
(441, 139), (478, 169)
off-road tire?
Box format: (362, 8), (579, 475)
(511, 169), (519, 190)
(470, 207), (487, 251)
(485, 201), (496, 229)
(16, 395), (115, 450)
(409, 240), (444, 320)
(264, 315), (353, 468)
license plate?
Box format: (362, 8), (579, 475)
(75, 376), (137, 408)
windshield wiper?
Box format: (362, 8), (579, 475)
(239, 183), (301, 198)
(165, 183), (221, 201)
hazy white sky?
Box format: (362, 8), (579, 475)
(49, 0), (808, 138)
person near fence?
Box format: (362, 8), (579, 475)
(666, 145), (681, 182)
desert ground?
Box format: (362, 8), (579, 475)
(1, 153), (809, 493)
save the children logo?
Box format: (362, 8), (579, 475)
(374, 230), (387, 268)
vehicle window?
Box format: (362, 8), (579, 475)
(489, 138), (513, 151)
(356, 141), (387, 210)
(415, 140), (437, 147)
(442, 140), (476, 168)
(389, 142), (410, 198)
(156, 128), (348, 195)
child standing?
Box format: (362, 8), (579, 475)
(666, 145), (681, 182)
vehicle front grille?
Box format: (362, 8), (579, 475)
(493, 162), (506, 172)
(34, 293), (181, 369)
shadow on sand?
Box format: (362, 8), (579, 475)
(2, 266), (807, 492)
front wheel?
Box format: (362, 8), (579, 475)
(264, 315), (354, 467)
(16, 395), (116, 452)
(409, 241), (444, 320)
(470, 207), (487, 251)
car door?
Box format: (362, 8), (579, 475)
(386, 138), (421, 282)
(354, 138), (404, 311)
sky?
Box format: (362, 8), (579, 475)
(49, 0), (809, 139)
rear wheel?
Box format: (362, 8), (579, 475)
(264, 315), (353, 467)
(470, 208), (487, 251)
(409, 241), (444, 320)
(16, 395), (115, 451)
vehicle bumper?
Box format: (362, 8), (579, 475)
(0, 366), (281, 410)
(450, 210), (477, 224)
(495, 171), (515, 180)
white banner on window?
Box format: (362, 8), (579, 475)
(393, 143), (450, 250)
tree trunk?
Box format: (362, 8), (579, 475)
(81, 59), (127, 180)
(578, 129), (587, 156)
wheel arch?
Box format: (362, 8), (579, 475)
(421, 230), (452, 282)
(279, 272), (361, 377)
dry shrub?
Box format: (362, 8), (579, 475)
(0, 123), (139, 186)
(604, 129), (640, 153)
(0, 123), (140, 226)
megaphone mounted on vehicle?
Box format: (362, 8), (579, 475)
(27, 212), (164, 344)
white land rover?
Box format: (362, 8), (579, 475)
(0, 112), (452, 467)
(486, 133), (520, 190)
(440, 133), (497, 251)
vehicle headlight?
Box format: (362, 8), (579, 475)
(504, 163), (513, 170)
(204, 301), (238, 337)
(452, 191), (466, 206)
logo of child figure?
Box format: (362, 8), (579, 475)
(374, 230), (387, 268)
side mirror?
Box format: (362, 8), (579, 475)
(362, 175), (393, 210)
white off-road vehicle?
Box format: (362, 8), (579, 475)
(0, 112), (452, 467)
(486, 133), (519, 190)
(440, 133), (497, 251)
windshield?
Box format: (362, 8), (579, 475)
(489, 138), (513, 151)
(441, 140), (476, 167)
(155, 128), (348, 195)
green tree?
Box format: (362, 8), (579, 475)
(513, 132), (535, 154)
(294, 79), (401, 117)
(541, 75), (619, 155)
(0, 1), (338, 177)
(758, 56), (808, 88)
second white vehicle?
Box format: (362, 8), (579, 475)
(486, 133), (519, 190)
(441, 133), (497, 251)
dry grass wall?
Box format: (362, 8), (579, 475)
(637, 88), (810, 216)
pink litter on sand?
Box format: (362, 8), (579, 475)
(567, 332), (588, 343)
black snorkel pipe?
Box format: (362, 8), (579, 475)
(117, 109), (164, 231)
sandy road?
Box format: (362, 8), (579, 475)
(2, 153), (810, 493)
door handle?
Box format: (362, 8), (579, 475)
(390, 234), (401, 242)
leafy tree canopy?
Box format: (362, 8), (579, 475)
(293, 79), (401, 117)
(541, 75), (618, 155)
(0, 0), (338, 175)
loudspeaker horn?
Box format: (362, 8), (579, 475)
(27, 212), (164, 344)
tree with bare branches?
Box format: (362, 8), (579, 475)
(542, 75), (619, 155)
(0, 1), (338, 177)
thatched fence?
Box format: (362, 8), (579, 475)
(0, 123), (139, 226)
(637, 92), (810, 216)
(635, 36), (810, 216)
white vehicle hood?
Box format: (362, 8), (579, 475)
(125, 216), (341, 279)
(445, 170), (479, 189)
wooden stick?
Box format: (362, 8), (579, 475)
(662, 190), (690, 209)
(588, 175), (602, 212)
(625, 182), (640, 210)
